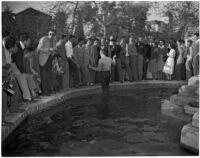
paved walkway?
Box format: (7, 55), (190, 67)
(2, 80), (187, 142)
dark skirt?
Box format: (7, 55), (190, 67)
(174, 63), (186, 80)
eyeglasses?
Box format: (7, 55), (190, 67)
(49, 32), (55, 36)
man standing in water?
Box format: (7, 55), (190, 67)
(89, 48), (115, 96)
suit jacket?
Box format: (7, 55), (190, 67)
(89, 45), (99, 66)
(11, 42), (24, 73)
(37, 36), (57, 66)
(73, 45), (85, 66)
(110, 44), (122, 58)
(144, 44), (151, 60)
(136, 42), (145, 55)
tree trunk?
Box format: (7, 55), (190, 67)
(71, 1), (79, 34)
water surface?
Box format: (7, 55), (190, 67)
(2, 88), (196, 156)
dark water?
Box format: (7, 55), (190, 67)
(2, 88), (196, 156)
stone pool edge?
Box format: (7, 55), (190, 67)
(1, 80), (187, 142)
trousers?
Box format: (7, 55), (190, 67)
(40, 56), (53, 94)
(130, 55), (139, 81)
(99, 71), (111, 96)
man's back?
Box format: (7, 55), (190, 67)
(12, 42), (24, 73)
(99, 56), (112, 71)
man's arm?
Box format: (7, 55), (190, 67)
(89, 60), (103, 71)
(37, 37), (49, 54)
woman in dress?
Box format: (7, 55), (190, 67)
(56, 35), (69, 90)
(174, 40), (186, 80)
(157, 40), (167, 79)
(147, 42), (159, 80)
(163, 42), (176, 80)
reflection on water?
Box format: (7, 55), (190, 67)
(2, 88), (197, 156)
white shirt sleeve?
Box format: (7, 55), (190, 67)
(65, 42), (73, 58)
(37, 37), (49, 53)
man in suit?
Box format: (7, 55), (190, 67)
(89, 38), (100, 84)
(2, 35), (25, 125)
(191, 33), (199, 75)
(143, 38), (151, 80)
(65, 35), (80, 88)
(135, 37), (145, 81)
(73, 38), (90, 85)
(84, 38), (93, 85)
(37, 29), (57, 95)
(109, 39), (124, 83)
(11, 33), (37, 101)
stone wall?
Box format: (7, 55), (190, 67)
(2, 81), (186, 142)
(161, 76), (199, 153)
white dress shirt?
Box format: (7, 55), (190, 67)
(65, 41), (73, 58)
(2, 39), (12, 64)
(20, 41), (25, 50)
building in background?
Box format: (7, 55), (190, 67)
(2, 10), (16, 34)
(2, 7), (52, 48)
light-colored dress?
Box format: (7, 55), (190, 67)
(163, 49), (176, 75)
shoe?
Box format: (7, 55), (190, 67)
(2, 120), (14, 126)
(23, 99), (36, 103)
(40, 93), (51, 96)
(33, 96), (42, 100)
(10, 109), (25, 113)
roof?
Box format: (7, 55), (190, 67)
(15, 7), (51, 18)
(146, 20), (166, 26)
(2, 11), (15, 16)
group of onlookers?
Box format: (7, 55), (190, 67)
(2, 28), (199, 125)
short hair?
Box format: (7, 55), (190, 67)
(194, 33), (199, 37)
(170, 42), (176, 49)
(78, 37), (84, 43)
(2, 30), (10, 38)
(110, 39), (116, 42)
(187, 39), (193, 45)
(94, 38), (99, 42)
(160, 39), (165, 44)
(61, 34), (66, 39)
(49, 28), (56, 34)
(87, 38), (92, 41)
(5, 36), (16, 50)
(69, 34), (75, 40)
(20, 33), (30, 42)
(100, 48), (107, 55)
(178, 39), (185, 44)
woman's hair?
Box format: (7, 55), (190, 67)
(100, 47), (107, 55)
(169, 42), (176, 49)
(5, 36), (16, 50)
(178, 39), (185, 44)
(187, 39), (193, 45)
(20, 33), (30, 42)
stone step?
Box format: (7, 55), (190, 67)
(161, 100), (192, 122)
(170, 94), (199, 107)
(188, 76), (199, 87)
(179, 85), (199, 96)
(184, 105), (199, 116)
(180, 123), (199, 153)
(192, 112), (199, 128)
(161, 100), (184, 113)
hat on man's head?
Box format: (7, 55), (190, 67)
(110, 39), (116, 42)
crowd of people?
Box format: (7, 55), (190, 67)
(2, 28), (199, 125)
